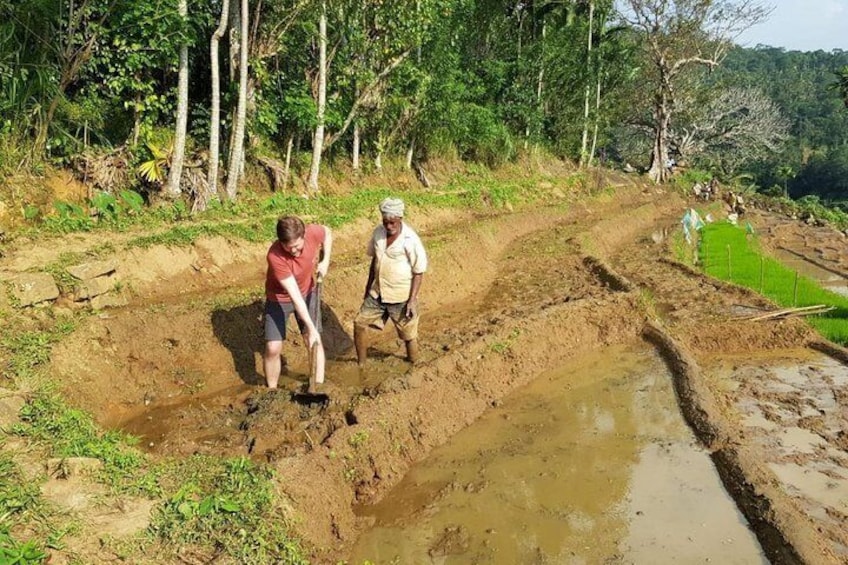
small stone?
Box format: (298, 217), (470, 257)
(46, 457), (103, 477)
(66, 260), (117, 281)
(75, 275), (116, 300)
(6, 272), (59, 306)
(90, 293), (128, 310)
(0, 392), (26, 430)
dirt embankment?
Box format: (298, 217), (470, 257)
(5, 177), (848, 563)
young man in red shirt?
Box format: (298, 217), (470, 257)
(264, 216), (333, 389)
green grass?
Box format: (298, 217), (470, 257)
(9, 392), (310, 562)
(0, 452), (44, 525)
(1, 318), (77, 381)
(0, 527), (47, 564)
(148, 456), (308, 564)
(12, 392), (147, 490)
(0, 310), (308, 563)
(0, 452), (54, 564)
(700, 222), (848, 344)
(20, 168), (579, 253)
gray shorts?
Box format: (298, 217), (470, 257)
(264, 291), (319, 341)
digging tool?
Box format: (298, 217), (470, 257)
(293, 274), (328, 404)
(308, 273), (324, 388)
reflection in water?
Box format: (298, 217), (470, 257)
(350, 344), (765, 564)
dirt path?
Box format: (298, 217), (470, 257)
(7, 181), (848, 563)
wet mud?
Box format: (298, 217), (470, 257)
(709, 350), (848, 561)
(34, 182), (848, 563)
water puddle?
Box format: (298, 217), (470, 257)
(773, 248), (848, 297)
(114, 383), (254, 450)
(349, 344), (765, 564)
(709, 350), (848, 554)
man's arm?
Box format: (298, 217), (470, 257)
(404, 237), (427, 318)
(363, 255), (377, 300)
(280, 275), (320, 346)
(404, 272), (423, 318)
(317, 226), (333, 279)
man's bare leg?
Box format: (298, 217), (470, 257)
(354, 325), (368, 366)
(263, 340), (284, 389)
(405, 339), (419, 364)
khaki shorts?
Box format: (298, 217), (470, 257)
(354, 295), (419, 341)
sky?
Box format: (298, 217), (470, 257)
(736, 0), (848, 52)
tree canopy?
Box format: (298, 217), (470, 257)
(0, 0), (846, 209)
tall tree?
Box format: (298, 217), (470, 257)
(579, 0), (594, 166)
(305, 0), (327, 195)
(225, 0), (249, 200)
(165, 0), (190, 198)
(833, 66), (848, 108)
(205, 0), (230, 208)
(31, 0), (115, 154)
(619, 0), (771, 182)
(672, 87), (788, 175)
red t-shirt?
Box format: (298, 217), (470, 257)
(265, 224), (325, 303)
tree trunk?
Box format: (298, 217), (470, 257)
(306, 0), (327, 195)
(132, 93), (142, 146)
(579, 1), (594, 167)
(225, 0), (249, 200)
(226, 0), (241, 169)
(165, 0), (190, 198)
(206, 0), (230, 204)
(534, 19), (546, 155)
(588, 71), (602, 166)
(283, 133), (294, 189)
(352, 122), (360, 171)
(406, 138), (414, 170)
(648, 91), (672, 183)
(228, 0), (239, 83)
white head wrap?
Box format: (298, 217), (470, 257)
(379, 197), (405, 218)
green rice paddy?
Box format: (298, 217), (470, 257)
(699, 222), (848, 345)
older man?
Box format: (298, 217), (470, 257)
(354, 197), (428, 365)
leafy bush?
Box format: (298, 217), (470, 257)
(42, 202), (93, 233)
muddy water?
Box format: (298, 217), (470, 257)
(709, 350), (848, 557)
(774, 248), (848, 297)
(115, 383), (254, 450)
(349, 344), (765, 564)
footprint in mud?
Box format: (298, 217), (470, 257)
(428, 525), (471, 557)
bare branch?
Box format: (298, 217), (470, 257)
(323, 49), (412, 150)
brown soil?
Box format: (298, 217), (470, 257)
(4, 177), (848, 563)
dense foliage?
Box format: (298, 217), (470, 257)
(0, 0), (845, 213)
(714, 46), (848, 205)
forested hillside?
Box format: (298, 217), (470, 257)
(715, 46), (848, 204)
